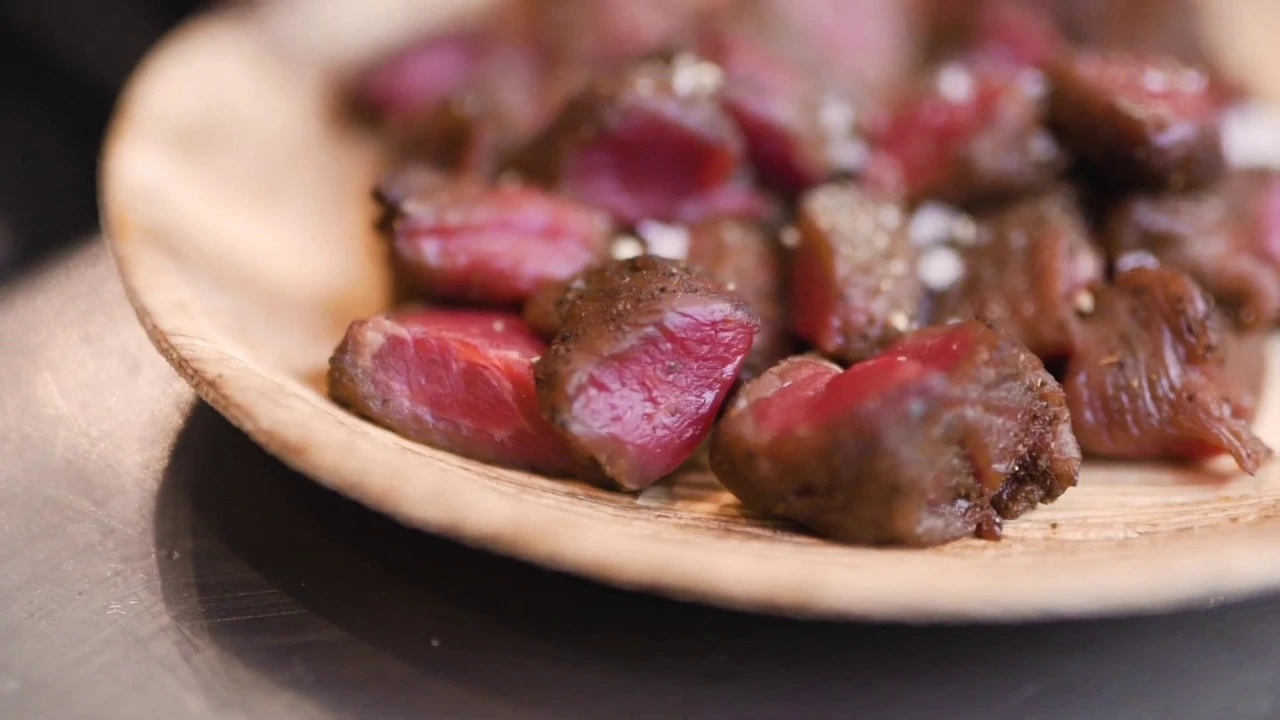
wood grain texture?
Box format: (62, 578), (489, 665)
(101, 7), (1280, 622)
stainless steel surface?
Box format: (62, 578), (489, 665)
(2, 241), (1280, 720)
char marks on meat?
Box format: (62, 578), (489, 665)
(864, 61), (1066, 207)
(933, 190), (1103, 360)
(535, 256), (759, 490)
(789, 182), (921, 364)
(1047, 52), (1225, 191)
(1103, 173), (1280, 330)
(377, 168), (612, 305)
(1064, 267), (1272, 473)
(711, 321), (1081, 547)
(329, 309), (584, 476)
(512, 53), (766, 224)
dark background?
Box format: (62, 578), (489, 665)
(0, 0), (200, 276)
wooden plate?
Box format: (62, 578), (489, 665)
(102, 6), (1280, 622)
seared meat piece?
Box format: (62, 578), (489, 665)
(356, 29), (553, 176)
(1047, 52), (1225, 191)
(535, 256), (759, 490)
(377, 169), (611, 305)
(699, 24), (864, 194)
(513, 53), (765, 224)
(687, 218), (793, 378)
(352, 31), (490, 122)
(711, 320), (1081, 547)
(789, 182), (921, 364)
(932, 190), (1104, 360)
(1064, 267), (1272, 473)
(864, 61), (1066, 207)
(329, 309), (584, 476)
(1102, 175), (1280, 330)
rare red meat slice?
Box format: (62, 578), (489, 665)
(1047, 52), (1225, 191)
(535, 256), (759, 490)
(376, 168), (612, 305)
(352, 31), (490, 122)
(687, 218), (793, 379)
(711, 320), (1081, 546)
(512, 53), (765, 224)
(698, 24), (864, 194)
(329, 309), (583, 476)
(1102, 174), (1280, 330)
(932, 190), (1104, 360)
(864, 61), (1065, 207)
(789, 182), (921, 364)
(1064, 267), (1272, 473)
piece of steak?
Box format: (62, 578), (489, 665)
(1102, 175), (1280, 330)
(1047, 52), (1225, 191)
(789, 182), (921, 364)
(710, 320), (1081, 546)
(932, 190), (1104, 360)
(329, 309), (583, 476)
(512, 53), (766, 224)
(687, 218), (793, 379)
(1064, 267), (1272, 473)
(352, 31), (491, 123)
(864, 61), (1066, 207)
(376, 168), (612, 305)
(698, 23), (865, 195)
(535, 256), (759, 490)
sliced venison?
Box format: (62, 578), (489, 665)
(535, 256), (759, 490)
(1047, 52), (1225, 191)
(932, 190), (1103, 359)
(329, 309), (584, 476)
(864, 61), (1066, 207)
(1064, 267), (1272, 473)
(513, 53), (765, 224)
(711, 321), (1081, 546)
(377, 169), (612, 305)
(789, 182), (921, 364)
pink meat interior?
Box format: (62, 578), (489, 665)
(568, 302), (756, 487)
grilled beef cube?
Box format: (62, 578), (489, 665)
(932, 190), (1103, 360)
(512, 53), (766, 225)
(535, 256), (759, 490)
(699, 24), (865, 194)
(687, 218), (792, 379)
(1064, 267), (1272, 473)
(711, 320), (1081, 547)
(329, 309), (584, 476)
(1047, 52), (1225, 191)
(377, 168), (612, 305)
(864, 61), (1066, 207)
(1103, 177), (1280, 330)
(789, 182), (920, 364)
